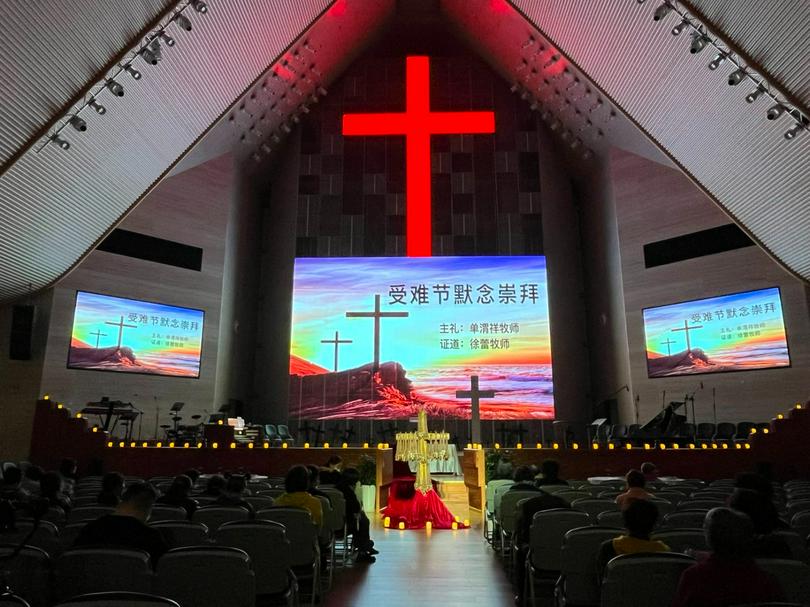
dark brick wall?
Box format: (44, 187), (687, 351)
(294, 50), (546, 257)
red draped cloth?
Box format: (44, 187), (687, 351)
(381, 477), (468, 529)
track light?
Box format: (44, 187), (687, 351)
(191, 0), (208, 13)
(124, 64), (142, 80)
(69, 116), (87, 132)
(784, 122), (804, 140)
(89, 98), (106, 115)
(106, 79), (125, 96)
(51, 135), (70, 150)
(671, 19), (689, 36)
(158, 31), (175, 46)
(690, 33), (709, 53)
(510, 83), (520, 93)
(140, 45), (161, 66)
(727, 68), (746, 86)
(745, 85), (765, 103)
(175, 13), (192, 32)
(582, 148), (594, 160)
(317, 86), (327, 96)
(260, 143), (272, 154)
(281, 123), (292, 133)
(708, 53), (726, 70)
(653, 3), (673, 21)
(766, 104), (785, 120)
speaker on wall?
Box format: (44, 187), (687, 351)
(9, 304), (35, 360)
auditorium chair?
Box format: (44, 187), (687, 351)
(600, 553), (696, 607)
(651, 528), (708, 553)
(771, 530), (809, 562)
(498, 491), (540, 555)
(570, 498), (619, 523)
(53, 547), (153, 601)
(485, 479), (514, 542)
(656, 491), (687, 505)
(555, 526), (621, 607)
(696, 423), (716, 444)
(214, 520), (297, 603)
(58, 523), (87, 550)
(276, 424), (295, 445)
(247, 481), (272, 493)
(257, 489), (286, 500)
(0, 595), (31, 607)
(662, 510), (709, 529)
(0, 522), (62, 557)
(649, 499), (675, 520)
(755, 559), (810, 605)
(789, 511), (810, 539)
(785, 499), (810, 519)
(608, 424), (628, 443)
(154, 546), (255, 607)
(41, 506), (66, 525)
(677, 499), (725, 511)
(264, 424), (281, 445)
(54, 592), (181, 607)
(72, 496), (100, 508)
(192, 505), (250, 532)
(318, 488), (349, 564)
(735, 421), (756, 441)
(596, 511), (624, 528)
(149, 521), (209, 547)
(245, 496), (275, 511)
(713, 422), (736, 444)
(525, 509), (590, 604)
(67, 506), (115, 524)
(597, 490), (622, 500)
(553, 490), (592, 504)
(148, 506), (188, 523)
(0, 544), (50, 607)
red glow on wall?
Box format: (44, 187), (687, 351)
(328, 0), (347, 17)
(489, 0), (512, 14)
(342, 56), (495, 257)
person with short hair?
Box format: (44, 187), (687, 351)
(728, 488), (791, 559)
(640, 461), (659, 483)
(214, 475), (254, 515)
(156, 474), (198, 518)
(336, 467), (377, 562)
(58, 458), (78, 497)
(535, 459), (567, 486)
(182, 469), (201, 486)
(672, 508), (784, 607)
(1, 465), (30, 503)
(40, 470), (71, 514)
(508, 465), (541, 493)
(74, 481), (169, 562)
(97, 472), (125, 507)
(320, 456), (343, 485)
(306, 465), (332, 504)
(615, 469), (654, 510)
(273, 465), (323, 528)
(596, 499), (669, 580)
(20, 465), (43, 495)
(201, 474), (226, 497)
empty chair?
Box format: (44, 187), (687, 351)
(571, 498), (619, 523)
(648, 499), (675, 519)
(597, 490), (622, 500)
(264, 424), (280, 444)
(655, 491), (686, 505)
(248, 481), (272, 493)
(276, 424), (294, 445)
(485, 479), (514, 540)
(789, 511), (810, 539)
(1, 525), (63, 558)
(696, 422), (716, 443)
(148, 506), (188, 523)
(149, 521), (209, 548)
(192, 505), (249, 532)
(0, 595), (31, 606)
(755, 559), (810, 605)
(770, 530), (809, 562)
(674, 422), (696, 441)
(678, 499), (725, 511)
(601, 553), (696, 607)
(609, 424), (628, 442)
(41, 506), (67, 525)
(662, 510), (709, 529)
(0, 544), (50, 607)
(736, 421), (756, 441)
(596, 510), (625, 528)
(652, 528), (708, 553)
(498, 490), (542, 552)
(553, 490), (592, 503)
(53, 547), (153, 601)
(154, 546), (255, 607)
(68, 506), (115, 525)
(690, 490), (732, 501)
(214, 520), (296, 599)
(786, 499), (810, 519)
(245, 496), (275, 511)
(556, 526), (621, 606)
(54, 592), (180, 606)
(59, 522), (88, 550)
(713, 422), (736, 443)
(709, 479), (736, 488)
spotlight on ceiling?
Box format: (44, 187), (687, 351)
(582, 148), (594, 160)
(708, 53), (726, 70)
(766, 104), (785, 120)
(106, 79), (125, 96)
(689, 33), (709, 53)
(260, 143), (272, 154)
(69, 116), (87, 132)
(191, 0), (208, 13)
(671, 19), (689, 36)
(140, 45), (161, 66)
(124, 64), (142, 80)
(510, 83), (520, 93)
(51, 134), (70, 150)
(727, 68), (746, 86)
(784, 122), (804, 140)
(158, 31), (175, 47)
(653, 3), (673, 21)
(745, 85), (765, 103)
(89, 98), (106, 115)
(281, 123), (292, 133)
(175, 13), (192, 32)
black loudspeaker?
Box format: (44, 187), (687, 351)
(9, 304), (35, 360)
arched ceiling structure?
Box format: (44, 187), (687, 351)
(0, 0), (807, 303)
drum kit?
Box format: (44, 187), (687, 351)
(159, 402), (204, 442)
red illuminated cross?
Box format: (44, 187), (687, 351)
(342, 56), (495, 257)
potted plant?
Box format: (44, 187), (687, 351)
(357, 454), (377, 512)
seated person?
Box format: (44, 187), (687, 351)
(214, 475), (254, 515)
(672, 508), (784, 607)
(182, 469), (201, 487)
(200, 474), (226, 497)
(58, 458), (78, 497)
(40, 471), (71, 514)
(320, 456), (343, 485)
(1, 465), (31, 503)
(20, 465), (43, 495)
(156, 474), (198, 518)
(274, 465), (323, 529)
(596, 499), (669, 580)
(640, 461), (659, 484)
(615, 469), (654, 511)
(728, 488), (792, 559)
(307, 465), (332, 504)
(336, 467), (377, 562)
(535, 459), (568, 486)
(74, 481), (169, 562)
(734, 472), (788, 531)
(508, 466), (541, 493)
(97, 472), (125, 507)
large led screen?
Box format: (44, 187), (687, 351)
(289, 256), (553, 420)
(68, 291), (204, 378)
(643, 287), (790, 378)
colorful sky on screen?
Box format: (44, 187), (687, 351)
(643, 287), (790, 377)
(291, 256), (551, 370)
(69, 291), (204, 377)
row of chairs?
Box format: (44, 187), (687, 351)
(596, 421), (770, 444)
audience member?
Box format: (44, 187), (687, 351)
(74, 481), (169, 562)
(156, 474), (198, 518)
(535, 459), (567, 486)
(672, 508), (784, 607)
(182, 468), (201, 486)
(201, 474), (226, 497)
(1, 465), (31, 503)
(615, 469), (654, 510)
(20, 465), (43, 495)
(58, 458), (78, 497)
(274, 465), (323, 528)
(307, 465), (332, 504)
(596, 499), (669, 580)
(96, 472), (125, 507)
(320, 456), (343, 485)
(40, 471), (71, 514)
(336, 467), (377, 563)
(214, 475), (254, 515)
(728, 488), (792, 558)
(640, 461), (659, 483)
(508, 466), (541, 493)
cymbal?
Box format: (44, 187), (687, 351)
(160, 424), (170, 429)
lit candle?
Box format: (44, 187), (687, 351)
(463, 518), (470, 527)
(383, 516), (390, 528)
(451, 521), (458, 530)
(425, 521), (432, 531)
(398, 521), (405, 530)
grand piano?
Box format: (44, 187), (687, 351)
(80, 398), (142, 440)
(631, 401), (688, 445)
